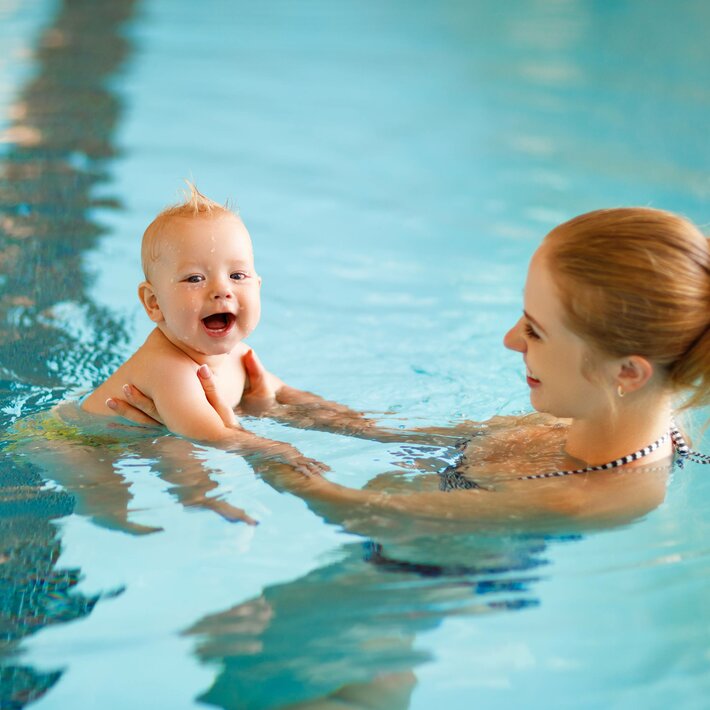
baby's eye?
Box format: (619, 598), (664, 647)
(524, 323), (541, 340)
(230, 272), (248, 281)
(184, 275), (204, 284)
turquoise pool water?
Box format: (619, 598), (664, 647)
(1, 0), (709, 708)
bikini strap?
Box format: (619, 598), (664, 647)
(516, 431), (670, 481)
(671, 425), (710, 467)
(518, 424), (709, 482)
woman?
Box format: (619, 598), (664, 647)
(111, 207), (709, 531)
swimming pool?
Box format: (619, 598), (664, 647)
(1, 0), (709, 707)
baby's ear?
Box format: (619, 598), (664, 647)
(138, 281), (163, 323)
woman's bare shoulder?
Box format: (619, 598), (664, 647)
(483, 412), (565, 430)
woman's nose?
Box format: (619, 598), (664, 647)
(503, 317), (526, 353)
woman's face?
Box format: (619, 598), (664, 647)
(503, 248), (615, 420)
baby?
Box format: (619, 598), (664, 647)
(82, 183), (320, 471)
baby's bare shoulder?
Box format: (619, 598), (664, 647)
(82, 331), (196, 415)
(122, 331), (191, 376)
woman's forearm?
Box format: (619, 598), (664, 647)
(252, 385), (473, 445)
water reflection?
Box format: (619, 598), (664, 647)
(0, 0), (136, 705)
(185, 532), (558, 709)
(0, 471), (102, 708)
(0, 0), (134, 394)
(10, 407), (258, 534)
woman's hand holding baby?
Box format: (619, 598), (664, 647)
(239, 348), (283, 416)
(195, 363), (239, 427)
(106, 385), (164, 427)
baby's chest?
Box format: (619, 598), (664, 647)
(210, 364), (248, 408)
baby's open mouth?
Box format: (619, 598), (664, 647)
(202, 312), (236, 333)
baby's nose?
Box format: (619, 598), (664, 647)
(210, 282), (233, 299)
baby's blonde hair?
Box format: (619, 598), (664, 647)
(141, 182), (237, 278)
(544, 207), (710, 409)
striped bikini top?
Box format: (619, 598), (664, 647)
(439, 424), (708, 491)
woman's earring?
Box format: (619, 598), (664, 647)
(617, 385), (625, 398)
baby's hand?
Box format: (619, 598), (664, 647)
(291, 455), (329, 477)
(239, 349), (281, 415)
(262, 441), (330, 477)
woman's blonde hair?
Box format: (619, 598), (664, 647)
(543, 207), (710, 409)
(141, 182), (235, 278)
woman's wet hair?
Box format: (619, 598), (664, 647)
(543, 207), (710, 408)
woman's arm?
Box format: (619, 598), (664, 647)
(249, 454), (587, 539)
(237, 349), (403, 441)
(238, 349), (477, 445)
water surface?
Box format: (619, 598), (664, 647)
(1, 1), (709, 708)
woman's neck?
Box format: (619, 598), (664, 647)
(564, 395), (673, 466)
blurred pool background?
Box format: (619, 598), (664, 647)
(1, 0), (709, 708)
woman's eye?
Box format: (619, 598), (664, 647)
(524, 323), (541, 340)
(231, 272), (247, 281)
(184, 275), (204, 284)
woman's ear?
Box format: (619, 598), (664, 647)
(138, 281), (163, 323)
(616, 355), (654, 395)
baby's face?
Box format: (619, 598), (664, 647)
(142, 213), (261, 357)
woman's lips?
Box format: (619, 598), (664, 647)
(201, 312), (236, 337)
(526, 367), (541, 388)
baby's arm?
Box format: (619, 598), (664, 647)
(127, 356), (325, 476)
(148, 359), (237, 441)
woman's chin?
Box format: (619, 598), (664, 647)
(529, 394), (553, 416)
(528, 391), (543, 411)
(530, 398), (575, 420)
